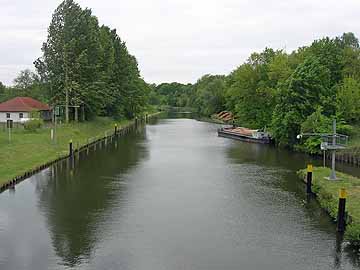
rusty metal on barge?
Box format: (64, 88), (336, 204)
(218, 127), (272, 144)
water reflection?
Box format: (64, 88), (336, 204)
(345, 244), (360, 268)
(0, 116), (360, 270)
(36, 130), (149, 267)
(224, 134), (360, 269)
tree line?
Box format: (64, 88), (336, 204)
(149, 32), (360, 152)
(0, 0), (150, 120)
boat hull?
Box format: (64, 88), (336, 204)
(218, 129), (271, 144)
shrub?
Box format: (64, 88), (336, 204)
(24, 119), (44, 132)
(346, 223), (360, 245)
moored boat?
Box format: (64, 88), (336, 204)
(218, 126), (272, 144)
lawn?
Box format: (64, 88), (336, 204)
(0, 117), (130, 186)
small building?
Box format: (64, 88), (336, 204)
(0, 97), (52, 123)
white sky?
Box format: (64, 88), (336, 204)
(0, 0), (359, 86)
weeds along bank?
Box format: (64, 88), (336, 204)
(298, 167), (360, 245)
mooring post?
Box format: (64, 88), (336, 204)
(337, 188), (347, 232)
(306, 164), (313, 194)
(69, 139), (73, 157)
(76, 142), (80, 159)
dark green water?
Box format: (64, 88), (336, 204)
(0, 116), (359, 269)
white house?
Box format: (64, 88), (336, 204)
(0, 97), (52, 123)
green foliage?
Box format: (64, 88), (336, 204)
(298, 167), (360, 243)
(155, 32), (360, 152)
(33, 0), (148, 120)
(24, 119), (44, 132)
(155, 82), (193, 107)
(307, 37), (343, 85)
(271, 57), (332, 146)
(346, 223), (360, 243)
(0, 82), (5, 102)
(225, 49), (290, 128)
(0, 70), (48, 103)
(192, 75), (226, 116)
(336, 77), (360, 123)
(299, 107), (332, 153)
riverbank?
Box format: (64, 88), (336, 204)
(298, 167), (360, 244)
(0, 113), (161, 189)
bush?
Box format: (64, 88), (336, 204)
(24, 119), (44, 132)
(346, 223), (360, 245)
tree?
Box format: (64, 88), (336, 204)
(0, 81), (5, 94)
(336, 77), (360, 123)
(225, 49), (288, 128)
(271, 57), (332, 146)
(13, 69), (39, 89)
(192, 75), (225, 116)
(300, 107), (332, 154)
(35, 0), (148, 120)
(308, 37), (343, 85)
(156, 82), (193, 107)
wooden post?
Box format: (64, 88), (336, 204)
(76, 142), (80, 158)
(306, 164), (313, 194)
(75, 107), (78, 122)
(82, 105), (85, 122)
(69, 140), (73, 157)
(337, 188), (347, 232)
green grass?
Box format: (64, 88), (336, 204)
(298, 167), (360, 243)
(0, 117), (131, 186)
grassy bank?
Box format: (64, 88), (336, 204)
(298, 167), (360, 244)
(0, 117), (132, 186)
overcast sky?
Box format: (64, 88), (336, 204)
(0, 0), (359, 86)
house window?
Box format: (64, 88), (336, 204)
(6, 113), (10, 119)
(19, 113), (23, 119)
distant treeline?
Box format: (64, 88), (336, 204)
(149, 33), (360, 152)
(0, 0), (150, 120)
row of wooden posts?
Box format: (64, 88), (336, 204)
(327, 150), (360, 167)
(306, 164), (347, 233)
(0, 114), (157, 193)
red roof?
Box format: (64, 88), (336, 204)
(0, 97), (50, 112)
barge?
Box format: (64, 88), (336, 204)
(218, 127), (272, 144)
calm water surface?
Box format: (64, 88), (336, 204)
(0, 116), (360, 269)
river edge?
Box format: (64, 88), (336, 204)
(193, 115), (360, 245)
(298, 167), (360, 245)
(0, 112), (162, 192)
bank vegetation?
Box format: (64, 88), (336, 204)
(149, 33), (360, 154)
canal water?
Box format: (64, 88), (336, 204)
(0, 116), (359, 270)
